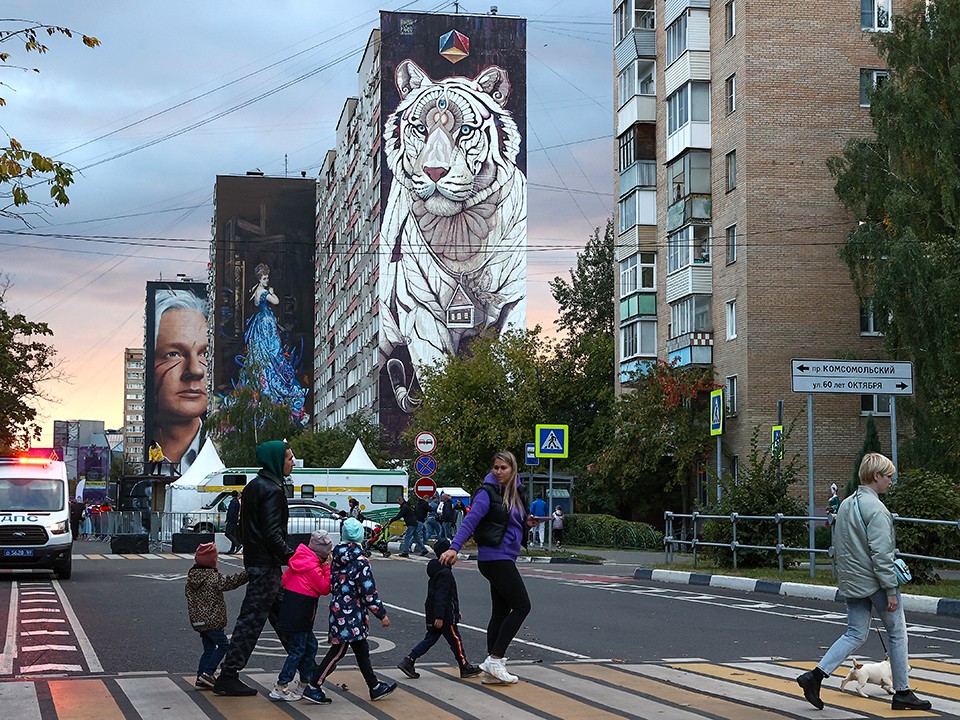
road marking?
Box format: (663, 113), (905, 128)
(48, 679), (126, 720)
(116, 676), (209, 720)
(22, 631), (70, 636)
(20, 663), (84, 673)
(0, 680), (42, 719)
(52, 579), (103, 673)
(21, 644), (78, 652)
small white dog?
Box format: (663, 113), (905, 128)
(839, 658), (895, 697)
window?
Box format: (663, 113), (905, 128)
(639, 252), (656, 290)
(371, 484), (405, 504)
(726, 150), (737, 191)
(666, 14), (688, 65)
(725, 74), (736, 114)
(621, 319), (657, 359)
(860, 299), (883, 335)
(618, 61), (636, 103)
(667, 225), (711, 273)
(725, 375), (738, 415)
(725, 299), (737, 339)
(726, 224), (737, 263)
(670, 295), (711, 336)
(620, 256), (638, 296)
(618, 127), (636, 170)
(667, 85), (689, 134)
(725, 0), (736, 39)
(859, 69), (888, 106)
(615, 1), (630, 43)
(619, 189), (655, 232)
(861, 0), (891, 31)
(636, 0), (655, 30)
(690, 82), (710, 121)
(619, 194), (637, 232)
(639, 66), (655, 95)
(667, 82), (709, 135)
(667, 150), (711, 202)
(861, 394), (892, 416)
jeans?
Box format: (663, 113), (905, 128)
(441, 521), (455, 541)
(400, 524), (425, 553)
(425, 517), (443, 541)
(198, 629), (229, 676)
(278, 630), (318, 685)
(818, 588), (910, 690)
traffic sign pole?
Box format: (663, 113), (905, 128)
(547, 458), (554, 552)
(807, 393), (815, 579)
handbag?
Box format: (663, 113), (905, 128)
(854, 490), (911, 585)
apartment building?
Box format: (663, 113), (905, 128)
(122, 347), (145, 470)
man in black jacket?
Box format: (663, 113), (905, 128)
(224, 490), (242, 554)
(391, 495), (426, 558)
(213, 440), (294, 697)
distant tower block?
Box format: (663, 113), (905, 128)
(439, 30), (470, 63)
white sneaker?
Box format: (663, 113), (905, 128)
(479, 656), (518, 684)
(269, 682), (300, 701)
(289, 682), (307, 700)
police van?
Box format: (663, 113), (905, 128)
(0, 456), (73, 579)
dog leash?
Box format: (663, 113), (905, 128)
(873, 617), (889, 658)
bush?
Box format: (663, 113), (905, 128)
(565, 513), (663, 550)
(885, 469), (960, 582)
(814, 524), (833, 550)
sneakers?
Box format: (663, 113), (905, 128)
(397, 656), (420, 679)
(460, 663), (482, 678)
(290, 681), (308, 700)
(269, 682), (299, 702)
(195, 673), (216, 689)
(892, 690), (932, 711)
(301, 684), (332, 705)
(796, 668), (825, 710)
(398, 552), (409, 558)
(419, 550), (429, 556)
(212, 674), (258, 697)
(479, 656), (518, 684)
(370, 681), (397, 700)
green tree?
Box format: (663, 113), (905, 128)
(408, 328), (550, 495)
(1, 21), (99, 222)
(290, 413), (389, 468)
(846, 414), (882, 498)
(0, 278), (62, 451)
(828, 0), (960, 473)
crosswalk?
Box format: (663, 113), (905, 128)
(3, 656), (959, 718)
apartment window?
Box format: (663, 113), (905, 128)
(615, 1), (630, 43)
(861, 0), (891, 31)
(725, 74), (736, 114)
(667, 225), (711, 273)
(639, 66), (655, 95)
(666, 14), (688, 65)
(860, 299), (883, 335)
(667, 85), (689, 134)
(861, 394), (891, 416)
(725, 375), (738, 415)
(670, 295), (711, 336)
(620, 319), (657, 359)
(725, 0), (736, 39)
(725, 299), (737, 339)
(667, 150), (711, 202)
(636, 0), (655, 30)
(619, 193), (637, 232)
(618, 127), (636, 170)
(619, 189), (655, 232)
(859, 69), (888, 106)
(639, 252), (655, 289)
(726, 224), (738, 263)
(726, 150), (737, 191)
(618, 61), (636, 103)
(691, 82), (710, 121)
(620, 255), (638, 296)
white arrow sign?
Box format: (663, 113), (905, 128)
(791, 359), (914, 395)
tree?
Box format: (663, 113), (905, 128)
(0, 21), (99, 222)
(291, 413), (389, 468)
(846, 415), (882, 498)
(828, 0), (960, 473)
(0, 278), (62, 451)
(549, 219), (615, 337)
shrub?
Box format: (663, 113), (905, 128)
(565, 513), (663, 550)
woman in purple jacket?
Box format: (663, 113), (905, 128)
(439, 450), (539, 685)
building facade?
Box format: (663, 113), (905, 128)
(613, 0), (900, 506)
(122, 347), (145, 470)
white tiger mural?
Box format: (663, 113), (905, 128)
(380, 59), (527, 412)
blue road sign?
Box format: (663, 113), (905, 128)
(525, 443), (539, 466)
(710, 389), (724, 436)
(535, 424), (569, 459)
(415, 455), (437, 477)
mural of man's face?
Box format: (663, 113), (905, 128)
(154, 308), (208, 423)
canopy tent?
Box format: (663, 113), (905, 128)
(341, 439), (377, 470)
(166, 440), (226, 514)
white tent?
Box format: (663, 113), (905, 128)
(341, 439), (377, 470)
(165, 440), (226, 513)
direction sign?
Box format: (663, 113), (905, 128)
(710, 389), (723, 436)
(791, 359), (914, 395)
(414, 431), (437, 455)
(535, 424), (569, 459)
(414, 477), (437, 499)
(414, 455), (437, 477)
(525, 443), (539, 467)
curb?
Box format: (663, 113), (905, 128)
(633, 567), (960, 618)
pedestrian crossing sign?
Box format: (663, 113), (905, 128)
(535, 424), (569, 458)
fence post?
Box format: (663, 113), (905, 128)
(691, 511), (699, 567)
(730, 512), (738, 570)
(664, 512), (673, 564)
(775, 513), (784, 577)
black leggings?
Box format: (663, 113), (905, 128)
(312, 639), (377, 689)
(477, 560), (531, 658)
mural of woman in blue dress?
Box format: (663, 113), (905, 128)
(240, 263), (309, 426)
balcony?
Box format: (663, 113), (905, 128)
(666, 194), (712, 232)
(666, 332), (713, 366)
(619, 357), (656, 385)
(617, 94), (656, 133)
(666, 121), (711, 163)
(615, 27), (656, 68)
(665, 263), (712, 304)
(619, 160), (657, 196)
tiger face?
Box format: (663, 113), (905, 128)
(384, 60), (521, 219)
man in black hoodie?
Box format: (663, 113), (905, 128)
(214, 440), (295, 697)
(390, 495), (426, 558)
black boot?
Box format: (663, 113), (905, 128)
(796, 667), (827, 710)
(892, 690), (932, 711)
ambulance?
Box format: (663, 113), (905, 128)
(0, 456), (73, 579)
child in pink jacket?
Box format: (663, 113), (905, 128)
(269, 530), (332, 702)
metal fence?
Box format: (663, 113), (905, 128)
(664, 510), (960, 579)
(78, 511), (194, 546)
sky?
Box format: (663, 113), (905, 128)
(0, 1), (614, 445)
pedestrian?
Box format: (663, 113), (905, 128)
(796, 453), (931, 711)
(390, 495), (426, 558)
(300, 518), (397, 705)
(529, 494), (548, 547)
(425, 493), (443, 541)
(439, 450), (539, 685)
(348, 497), (364, 520)
(415, 494), (432, 545)
(453, 500), (466, 533)
(269, 530), (333, 702)
(184, 542), (248, 689)
(213, 440), (295, 697)
(147, 440), (165, 475)
(551, 506), (565, 548)
(439, 493), (457, 541)
(397, 538), (482, 680)
(225, 490), (242, 555)
(69, 499), (84, 541)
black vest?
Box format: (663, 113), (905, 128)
(473, 483), (528, 548)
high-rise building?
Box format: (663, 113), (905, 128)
(613, 0), (899, 505)
(122, 348), (145, 470)
(317, 10), (528, 447)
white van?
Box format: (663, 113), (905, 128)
(0, 456), (73, 579)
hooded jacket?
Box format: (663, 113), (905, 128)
(327, 542), (386, 644)
(240, 440), (293, 568)
(184, 565), (248, 632)
(449, 473), (527, 562)
(424, 557), (459, 625)
(834, 485), (899, 599)
(275, 543), (332, 632)
(389, 498), (417, 527)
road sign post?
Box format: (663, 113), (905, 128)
(535, 425), (569, 551)
(710, 389), (723, 501)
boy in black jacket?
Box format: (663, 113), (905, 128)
(397, 539), (481, 679)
